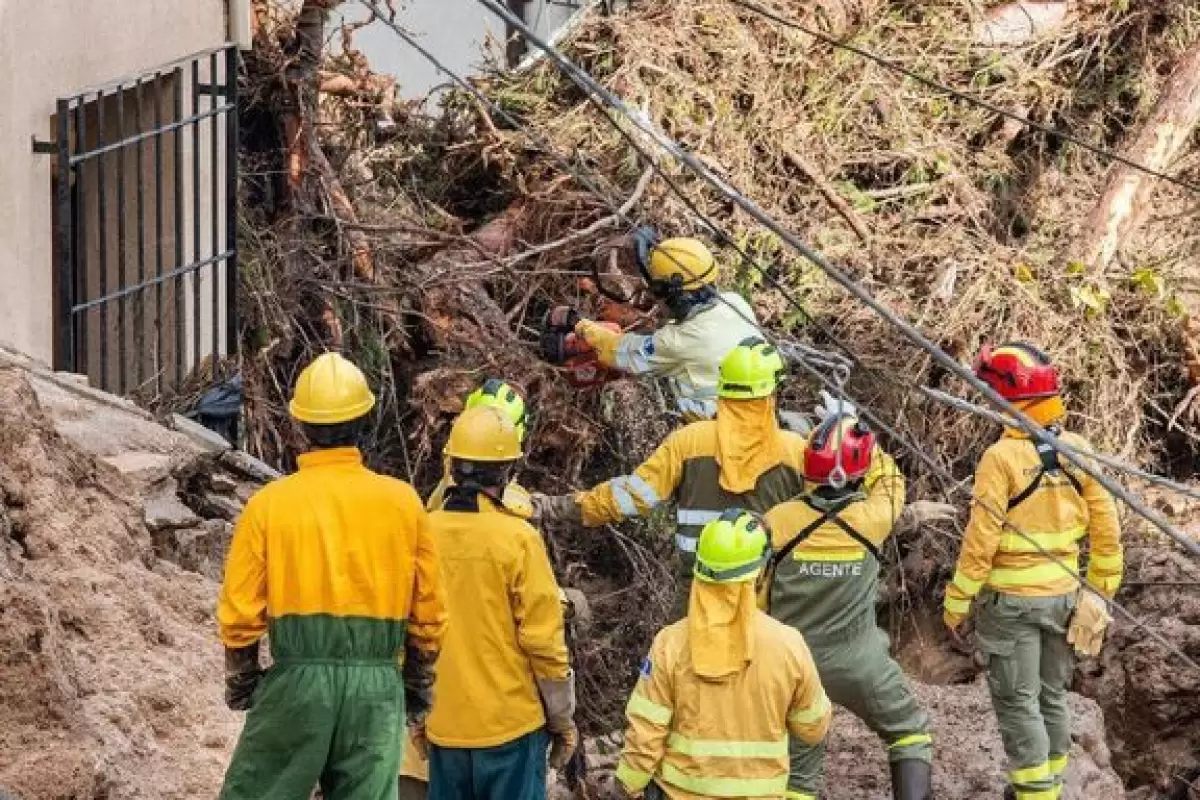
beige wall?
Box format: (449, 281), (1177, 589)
(0, 0), (227, 366)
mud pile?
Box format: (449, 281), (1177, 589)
(0, 361), (262, 799)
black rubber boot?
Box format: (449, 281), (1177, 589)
(1002, 787), (1017, 800)
(890, 759), (933, 800)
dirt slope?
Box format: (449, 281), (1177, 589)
(0, 365), (243, 799)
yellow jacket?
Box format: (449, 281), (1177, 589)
(945, 429), (1123, 618)
(575, 399), (807, 571)
(217, 447), (447, 660)
(616, 586), (831, 800)
(579, 293), (761, 419)
(425, 493), (569, 748)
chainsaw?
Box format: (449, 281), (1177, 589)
(540, 306), (622, 389)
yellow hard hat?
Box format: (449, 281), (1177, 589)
(646, 238), (717, 291)
(695, 509), (771, 584)
(443, 406), (522, 462)
(289, 352), (376, 424)
(718, 337), (786, 399)
(464, 379), (528, 442)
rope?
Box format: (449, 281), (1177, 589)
(360, 0), (1200, 671)
(471, 0), (1200, 560)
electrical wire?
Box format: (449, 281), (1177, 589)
(361, 0), (1200, 671)
(470, 0), (1200, 561)
(729, 0), (1200, 196)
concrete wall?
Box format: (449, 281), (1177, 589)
(0, 0), (227, 367)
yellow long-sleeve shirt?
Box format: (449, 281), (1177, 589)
(425, 494), (569, 749)
(616, 606), (830, 800)
(217, 447), (447, 659)
(945, 429), (1123, 618)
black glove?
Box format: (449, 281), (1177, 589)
(224, 642), (264, 712)
(403, 643), (439, 724)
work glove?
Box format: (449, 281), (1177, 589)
(408, 718), (429, 761)
(896, 500), (959, 536)
(778, 410), (814, 435)
(814, 389), (857, 422)
(402, 643), (439, 725)
(531, 493), (583, 525)
(1067, 590), (1112, 657)
(538, 670), (578, 769)
(224, 642), (264, 712)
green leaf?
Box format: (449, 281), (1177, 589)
(1129, 267), (1165, 297)
(1165, 293), (1186, 319)
(1014, 262), (1035, 283)
(1069, 284), (1111, 318)
(1065, 261), (1086, 276)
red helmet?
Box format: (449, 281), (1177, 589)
(803, 414), (876, 485)
(974, 342), (1061, 401)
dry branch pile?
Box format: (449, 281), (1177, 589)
(234, 0), (1200, 766)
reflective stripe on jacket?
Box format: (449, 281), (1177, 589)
(217, 447), (447, 660)
(425, 494), (569, 749)
(576, 420), (807, 574)
(945, 429), (1123, 618)
(593, 292), (761, 419)
(764, 450), (905, 641)
(616, 611), (830, 799)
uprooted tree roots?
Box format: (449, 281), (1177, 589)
(233, 0), (1200, 786)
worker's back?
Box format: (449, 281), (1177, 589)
(655, 292), (761, 418)
(219, 446), (439, 658)
(425, 494), (568, 749)
(630, 613), (828, 800)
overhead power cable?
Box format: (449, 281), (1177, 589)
(362, 0), (1200, 671)
(729, 0), (1200, 196)
(469, 0), (1200, 559)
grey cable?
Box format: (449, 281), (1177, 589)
(470, 0), (1200, 559)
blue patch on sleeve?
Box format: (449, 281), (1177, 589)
(641, 339), (656, 357)
(640, 657), (653, 678)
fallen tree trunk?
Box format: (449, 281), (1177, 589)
(1074, 39), (1200, 272)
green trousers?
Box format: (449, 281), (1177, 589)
(220, 616), (408, 800)
(788, 621), (932, 797)
(975, 591), (1075, 800)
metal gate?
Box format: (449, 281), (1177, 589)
(50, 44), (239, 397)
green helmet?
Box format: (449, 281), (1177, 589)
(465, 379), (528, 442)
(694, 509), (771, 584)
(718, 337), (786, 399)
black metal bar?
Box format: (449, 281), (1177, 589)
(173, 67), (185, 389)
(224, 46), (240, 362)
(67, 43), (237, 98)
(134, 77), (146, 389)
(154, 73), (165, 393)
(68, 103), (235, 165)
(71, 250), (236, 312)
(192, 58), (203, 373)
(116, 85), (128, 394)
(74, 95), (88, 378)
(194, 82), (232, 98)
(210, 51), (220, 364)
(97, 91), (109, 390)
(54, 99), (74, 372)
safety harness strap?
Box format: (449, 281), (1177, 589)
(1007, 427), (1083, 511)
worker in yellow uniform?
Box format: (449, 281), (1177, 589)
(414, 406), (577, 800)
(218, 352), (447, 800)
(402, 378), (532, 798)
(763, 414), (932, 800)
(572, 231), (762, 421)
(614, 509), (831, 799)
(533, 338), (808, 619)
(425, 378), (531, 513)
(943, 343), (1123, 800)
